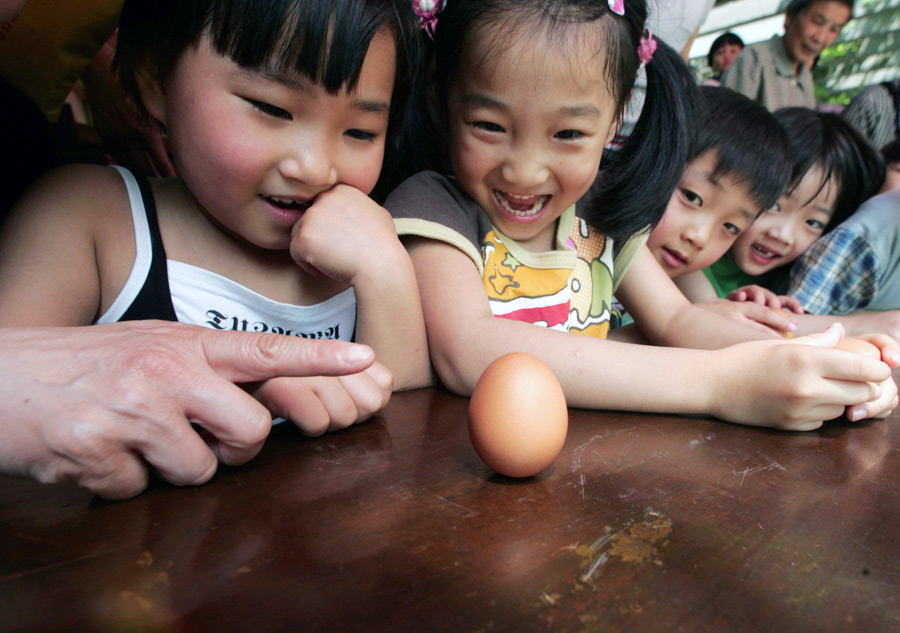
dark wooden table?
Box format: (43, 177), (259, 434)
(2, 381), (900, 632)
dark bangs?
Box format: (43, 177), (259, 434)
(434, 0), (642, 125)
(209, 1), (380, 93)
(695, 86), (791, 211)
(775, 108), (885, 231)
(116, 0), (420, 131)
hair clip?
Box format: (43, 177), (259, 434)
(413, 0), (447, 39)
(638, 29), (657, 67)
(608, 0), (625, 16)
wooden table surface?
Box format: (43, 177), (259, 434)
(2, 381), (899, 632)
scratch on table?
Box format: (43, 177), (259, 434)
(556, 508), (674, 588)
(851, 539), (878, 556)
(571, 428), (638, 472)
(436, 495), (479, 518)
(733, 461), (786, 486)
(581, 551), (610, 582)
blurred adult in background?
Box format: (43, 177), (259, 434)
(722, 0), (853, 111)
(0, 0), (174, 220)
(609, 0), (716, 148)
(843, 79), (900, 151)
(705, 32), (744, 86)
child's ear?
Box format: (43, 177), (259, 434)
(135, 64), (167, 127)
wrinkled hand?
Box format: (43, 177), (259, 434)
(250, 362), (393, 436)
(727, 285), (804, 313)
(0, 321), (375, 498)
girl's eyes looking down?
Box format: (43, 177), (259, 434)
(246, 98), (291, 120)
(724, 222), (742, 236)
(554, 129), (586, 141)
(472, 120), (505, 133)
(243, 97), (379, 143)
(470, 120), (587, 141)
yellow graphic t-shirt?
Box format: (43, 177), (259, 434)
(386, 172), (647, 339)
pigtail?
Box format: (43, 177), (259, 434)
(586, 37), (700, 243)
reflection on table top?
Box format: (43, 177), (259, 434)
(2, 383), (899, 632)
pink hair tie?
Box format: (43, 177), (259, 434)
(608, 0), (625, 16)
(413, 0), (447, 40)
(638, 29), (657, 67)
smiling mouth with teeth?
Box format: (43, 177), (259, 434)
(493, 190), (550, 218)
(751, 244), (779, 260)
(261, 194), (313, 211)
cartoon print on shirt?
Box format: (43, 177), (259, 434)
(479, 216), (614, 337)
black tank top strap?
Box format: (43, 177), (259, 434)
(118, 172), (178, 322)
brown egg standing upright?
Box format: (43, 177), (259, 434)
(468, 352), (568, 478)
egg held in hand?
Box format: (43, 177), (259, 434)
(835, 337), (881, 360)
(468, 353), (568, 478)
(771, 308), (795, 339)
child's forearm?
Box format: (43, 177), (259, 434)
(352, 253), (432, 391)
(429, 311), (721, 415)
(674, 270), (720, 303)
(431, 316), (893, 430)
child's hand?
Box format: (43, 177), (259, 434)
(250, 362), (393, 436)
(841, 333), (900, 422)
(727, 285), (804, 313)
(290, 184), (404, 286)
(696, 300), (795, 337)
(705, 324), (893, 430)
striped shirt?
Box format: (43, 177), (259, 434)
(842, 81), (899, 150)
(721, 35), (817, 112)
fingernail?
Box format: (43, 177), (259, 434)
(849, 408), (866, 421)
(874, 385), (883, 399)
(787, 322), (797, 331)
(342, 344), (374, 365)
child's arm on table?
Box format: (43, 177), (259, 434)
(618, 247), (897, 422)
(674, 269), (720, 303)
(675, 272), (800, 336)
(616, 247), (782, 348)
(289, 184), (431, 390)
(718, 285), (900, 344)
(406, 238), (895, 430)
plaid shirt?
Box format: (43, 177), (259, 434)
(788, 228), (878, 315)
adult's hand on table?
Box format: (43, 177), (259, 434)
(0, 321), (375, 499)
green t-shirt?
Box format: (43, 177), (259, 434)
(703, 254), (757, 298)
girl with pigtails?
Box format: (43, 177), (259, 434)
(386, 0), (899, 430)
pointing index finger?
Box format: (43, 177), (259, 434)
(199, 331), (375, 384)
